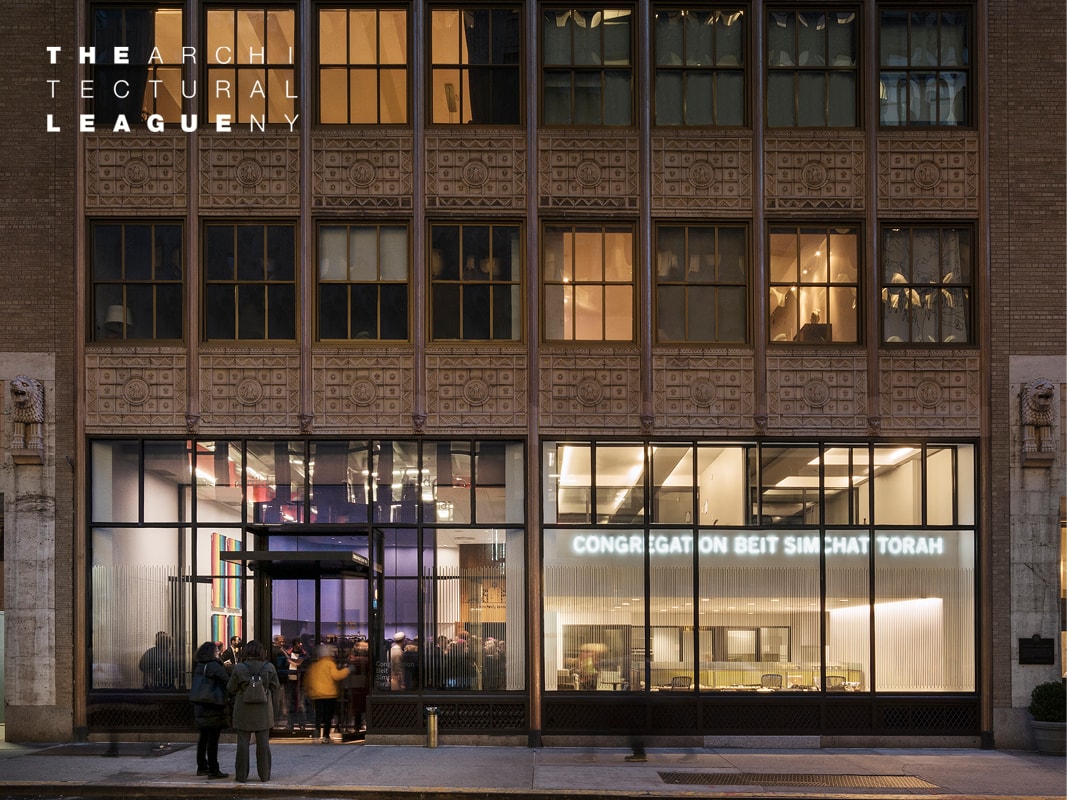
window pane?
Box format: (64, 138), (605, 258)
(604, 285), (632, 340)
(874, 531), (974, 691)
(826, 535), (870, 691)
(767, 72), (794, 126)
(544, 529), (646, 691)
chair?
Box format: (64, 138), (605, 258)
(669, 675), (693, 691)
(760, 673), (783, 689)
(557, 669), (577, 690)
(597, 670), (621, 690)
(826, 675), (847, 691)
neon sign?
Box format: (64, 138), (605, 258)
(568, 532), (946, 557)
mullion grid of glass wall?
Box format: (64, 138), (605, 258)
(542, 439), (977, 694)
(87, 437), (525, 695)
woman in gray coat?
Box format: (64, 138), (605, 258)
(226, 639), (281, 783)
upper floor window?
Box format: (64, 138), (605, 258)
(319, 7), (408, 124)
(91, 221), (183, 341)
(656, 223), (747, 342)
(881, 225), (972, 343)
(654, 8), (745, 126)
(207, 7), (297, 125)
(767, 9), (857, 127)
(543, 224), (634, 341)
(204, 223), (296, 341)
(879, 9), (969, 126)
(431, 7), (521, 124)
(542, 7), (633, 125)
(769, 225), (859, 343)
(430, 223), (522, 341)
(318, 224), (409, 341)
(91, 7), (184, 123)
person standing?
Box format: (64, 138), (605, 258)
(226, 639), (280, 783)
(139, 631), (179, 688)
(303, 644), (350, 743)
(220, 635), (243, 668)
(190, 641), (229, 779)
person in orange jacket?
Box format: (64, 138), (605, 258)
(303, 644), (351, 743)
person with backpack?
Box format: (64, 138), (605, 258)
(226, 639), (280, 783)
(189, 641), (229, 779)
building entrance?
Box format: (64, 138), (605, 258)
(224, 525), (384, 740)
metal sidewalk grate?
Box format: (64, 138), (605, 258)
(658, 771), (939, 789)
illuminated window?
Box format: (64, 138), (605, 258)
(206, 7), (296, 125)
(430, 223), (522, 341)
(881, 225), (972, 344)
(653, 7), (745, 126)
(766, 8), (857, 127)
(543, 224), (634, 342)
(431, 7), (521, 124)
(319, 7), (408, 124)
(91, 7), (185, 123)
(656, 224), (747, 343)
(204, 223), (296, 341)
(318, 224), (409, 341)
(542, 7), (633, 125)
(768, 225), (859, 344)
(879, 9), (969, 126)
(90, 221), (183, 341)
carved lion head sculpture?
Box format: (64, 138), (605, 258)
(10, 375), (45, 423)
(1022, 378), (1056, 427)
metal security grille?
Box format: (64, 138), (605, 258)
(658, 772), (939, 789)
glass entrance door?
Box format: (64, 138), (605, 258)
(269, 575), (372, 739)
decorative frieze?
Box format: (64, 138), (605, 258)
(84, 135), (186, 210)
(880, 352), (980, 433)
(199, 136), (299, 209)
(426, 134), (526, 210)
(539, 350), (641, 431)
(539, 134), (639, 210)
(314, 133), (413, 210)
(652, 135), (752, 213)
(85, 350), (187, 431)
(653, 351), (755, 432)
(426, 351), (527, 430)
(313, 351), (413, 432)
(200, 351), (300, 429)
(878, 134), (978, 213)
(765, 134), (864, 211)
(767, 353), (867, 433)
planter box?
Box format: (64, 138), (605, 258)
(1031, 720), (1067, 755)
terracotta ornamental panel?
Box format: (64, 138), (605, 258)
(84, 136), (187, 210)
(313, 351), (414, 433)
(539, 350), (641, 431)
(199, 350), (301, 430)
(426, 133), (527, 210)
(85, 350), (187, 432)
(765, 133), (864, 211)
(651, 134), (752, 214)
(766, 352), (868, 434)
(426, 350), (528, 431)
(880, 352), (980, 433)
(313, 133), (414, 210)
(538, 133), (639, 210)
(199, 135), (299, 209)
(653, 351), (755, 432)
(878, 134), (979, 213)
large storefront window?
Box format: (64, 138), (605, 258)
(543, 440), (976, 694)
(88, 438), (525, 697)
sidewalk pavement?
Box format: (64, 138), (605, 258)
(0, 736), (1063, 800)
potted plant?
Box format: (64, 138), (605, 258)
(1028, 679), (1066, 755)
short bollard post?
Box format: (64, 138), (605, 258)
(425, 706), (439, 748)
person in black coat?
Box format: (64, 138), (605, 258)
(191, 641), (230, 779)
